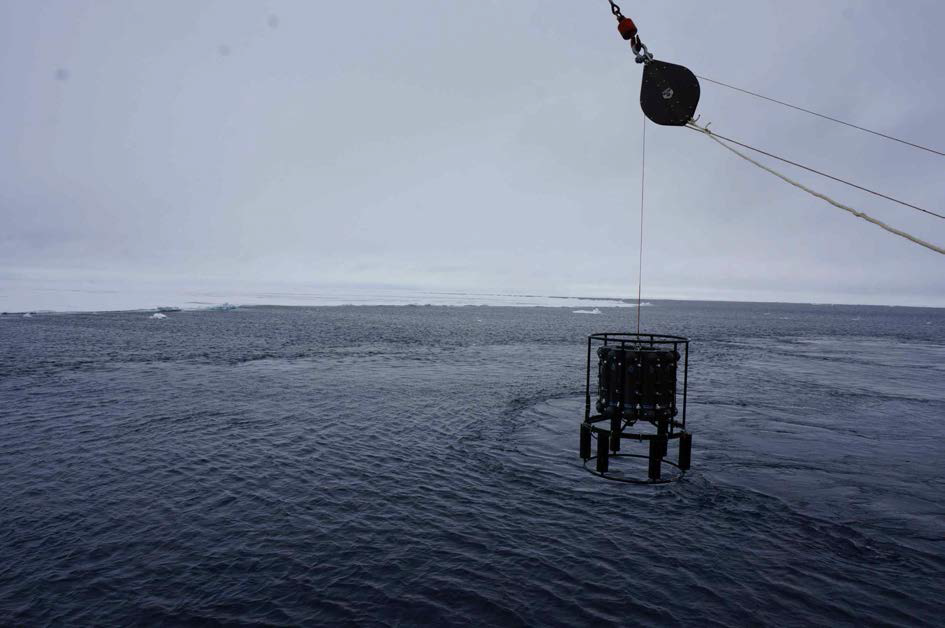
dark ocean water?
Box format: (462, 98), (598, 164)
(1, 301), (943, 626)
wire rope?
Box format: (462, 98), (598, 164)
(697, 75), (945, 158)
(637, 116), (647, 333)
(687, 120), (945, 256)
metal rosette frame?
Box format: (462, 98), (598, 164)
(580, 332), (692, 484)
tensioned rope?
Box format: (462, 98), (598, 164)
(636, 116), (646, 334)
(682, 127), (945, 222)
(687, 120), (945, 256)
(696, 75), (945, 159)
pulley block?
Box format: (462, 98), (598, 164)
(640, 59), (701, 126)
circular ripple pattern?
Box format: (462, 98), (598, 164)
(1, 303), (943, 625)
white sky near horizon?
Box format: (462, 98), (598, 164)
(1, 0), (944, 310)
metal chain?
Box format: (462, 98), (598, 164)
(606, 1), (654, 63)
(608, 0), (623, 19)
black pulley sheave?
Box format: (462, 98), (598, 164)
(640, 60), (701, 126)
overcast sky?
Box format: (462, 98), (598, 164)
(2, 0), (943, 308)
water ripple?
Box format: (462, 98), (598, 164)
(1, 303), (943, 625)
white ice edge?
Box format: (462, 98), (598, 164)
(0, 280), (650, 314)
